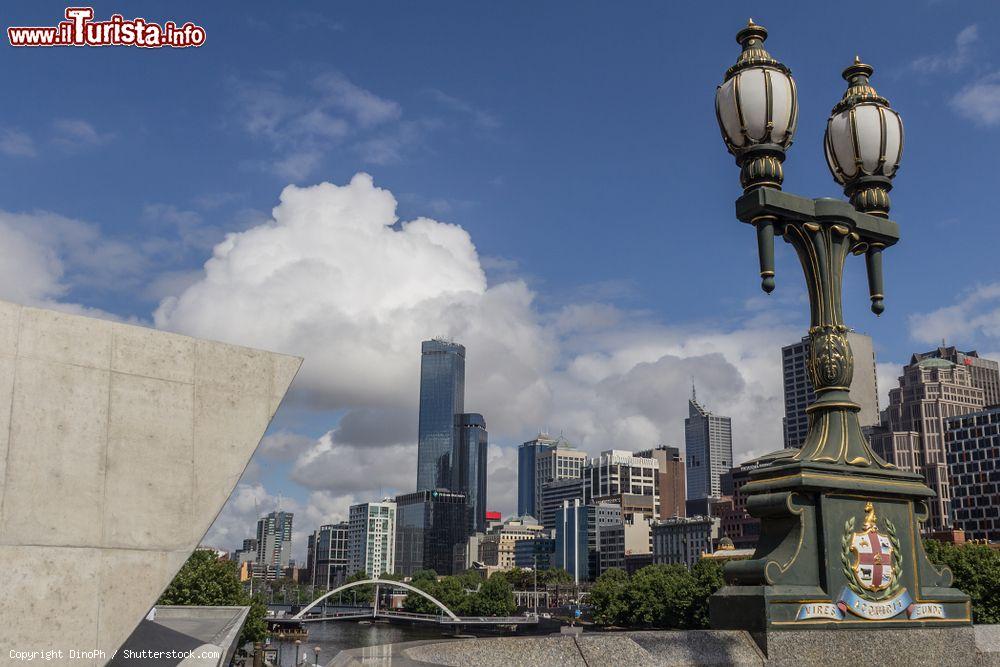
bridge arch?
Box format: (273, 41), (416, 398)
(292, 578), (460, 621)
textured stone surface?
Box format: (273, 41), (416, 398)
(976, 625), (1000, 666)
(759, 627), (977, 667)
(404, 636), (585, 666)
(626, 631), (764, 666)
(370, 626), (1000, 667)
(0, 300), (301, 661)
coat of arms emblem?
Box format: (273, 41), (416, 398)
(847, 502), (895, 591)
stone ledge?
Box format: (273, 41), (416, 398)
(336, 626), (1000, 667)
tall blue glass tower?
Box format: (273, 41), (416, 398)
(453, 413), (488, 534)
(417, 339), (466, 491)
(517, 434), (557, 517)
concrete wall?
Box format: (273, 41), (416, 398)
(0, 300), (301, 665)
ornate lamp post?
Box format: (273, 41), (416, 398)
(709, 21), (969, 634)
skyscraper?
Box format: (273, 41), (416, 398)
(946, 406), (1000, 542)
(348, 501), (396, 577)
(394, 489), (469, 576)
(553, 500), (588, 584)
(452, 413), (488, 534)
(869, 357), (985, 530)
(517, 433), (558, 517)
(685, 392), (733, 502)
(307, 523), (349, 590)
(781, 333), (880, 449)
(535, 442), (586, 521)
(913, 346), (1000, 408)
(417, 339), (466, 491)
(255, 511), (294, 580)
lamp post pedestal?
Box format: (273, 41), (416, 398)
(709, 189), (971, 632)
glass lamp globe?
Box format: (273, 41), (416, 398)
(715, 19), (798, 192)
(824, 58), (903, 217)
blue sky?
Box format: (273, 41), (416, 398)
(3, 2), (999, 557)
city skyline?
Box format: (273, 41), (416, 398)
(2, 4), (998, 565)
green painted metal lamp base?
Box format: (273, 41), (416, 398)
(711, 188), (970, 632)
(710, 452), (971, 631)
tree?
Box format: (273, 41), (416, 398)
(464, 574), (516, 616)
(158, 551), (267, 644)
(403, 576), (467, 615)
(627, 564), (700, 628)
(539, 568), (574, 586)
(924, 540), (1000, 624)
(690, 559), (725, 629)
(589, 568), (631, 626)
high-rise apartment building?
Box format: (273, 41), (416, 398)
(535, 443), (586, 520)
(348, 501), (397, 578)
(781, 333), (880, 449)
(452, 413), (488, 534)
(635, 446), (686, 519)
(417, 339), (466, 491)
(913, 347), (1000, 408)
(869, 357), (985, 530)
(307, 523), (349, 590)
(685, 395), (733, 501)
(394, 490), (469, 577)
(255, 511), (293, 580)
(945, 406), (1000, 542)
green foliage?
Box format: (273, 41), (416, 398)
(403, 576), (466, 615)
(158, 551), (267, 643)
(924, 539), (1000, 624)
(465, 574), (516, 616)
(401, 570), (515, 617)
(589, 568), (631, 626)
(690, 559), (725, 629)
(589, 561), (725, 629)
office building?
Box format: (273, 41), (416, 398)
(394, 490), (469, 577)
(348, 500), (396, 578)
(914, 346), (1000, 408)
(685, 393), (733, 501)
(452, 413), (488, 534)
(517, 433), (558, 517)
(635, 446), (686, 519)
(306, 523), (349, 590)
(514, 535), (555, 571)
(946, 406), (1000, 542)
(233, 538), (257, 565)
(584, 449), (659, 511)
(255, 511), (293, 580)
(719, 464), (761, 550)
(478, 516), (548, 570)
(553, 500), (589, 583)
(535, 444), (586, 520)
(588, 502), (622, 579)
(598, 512), (653, 575)
(869, 357), (985, 530)
(781, 333), (880, 448)
(417, 339), (466, 491)
(539, 477), (584, 530)
(652, 516), (720, 568)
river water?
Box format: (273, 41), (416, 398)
(268, 621), (456, 665)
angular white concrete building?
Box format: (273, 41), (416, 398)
(0, 300), (301, 665)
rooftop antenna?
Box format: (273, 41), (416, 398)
(691, 377), (697, 402)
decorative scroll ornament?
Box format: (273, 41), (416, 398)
(807, 327), (854, 391)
